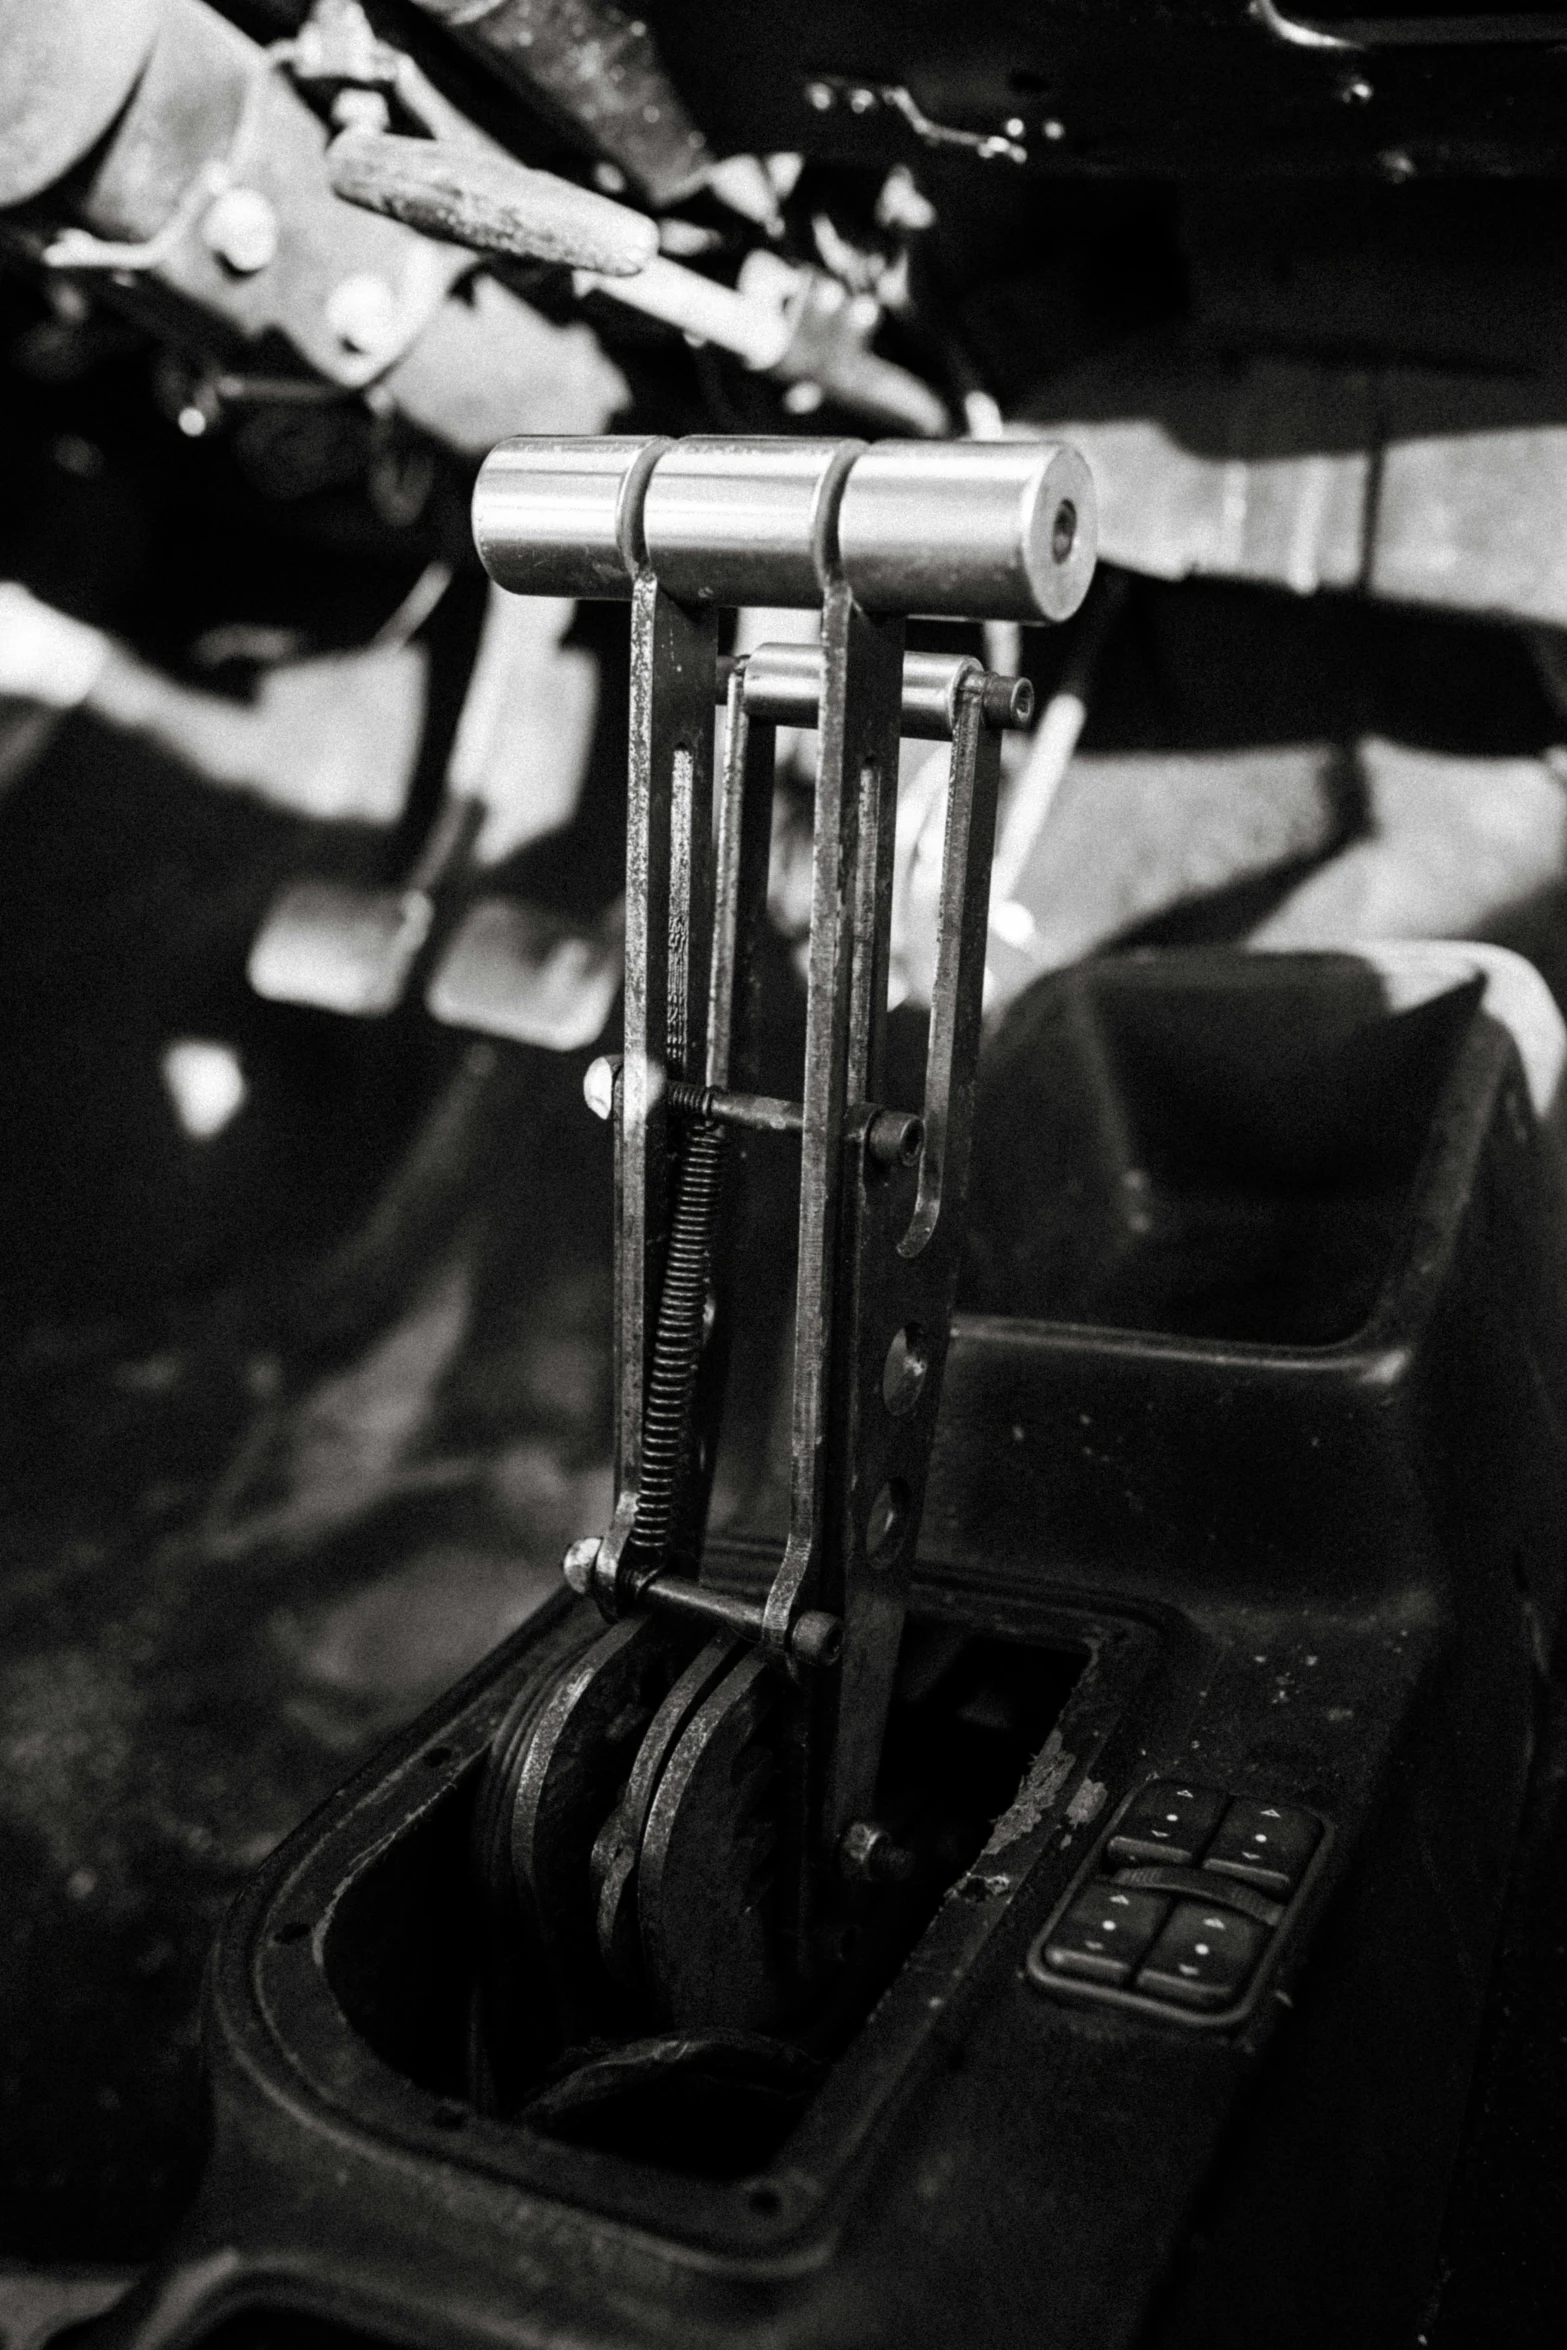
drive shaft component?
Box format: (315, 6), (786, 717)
(474, 434), (1096, 622)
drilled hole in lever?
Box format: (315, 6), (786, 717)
(865, 1479), (909, 1563)
(881, 1325), (928, 1416)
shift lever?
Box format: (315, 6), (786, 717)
(468, 432), (1095, 2037)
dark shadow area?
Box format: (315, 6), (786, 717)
(323, 1623), (1082, 2181)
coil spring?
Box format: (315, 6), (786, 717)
(631, 1119), (726, 1564)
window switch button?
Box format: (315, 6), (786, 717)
(1137, 1901), (1268, 2011)
(1040, 1886), (1170, 1987)
(1106, 1781), (1227, 1867)
(1203, 1799), (1320, 1895)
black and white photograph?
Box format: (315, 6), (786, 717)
(2, 4), (1566, 2344)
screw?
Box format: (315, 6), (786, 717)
(1338, 73), (1373, 104)
(806, 80), (835, 111)
(203, 186), (279, 276)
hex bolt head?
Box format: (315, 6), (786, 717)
(326, 271), (398, 358)
(203, 186), (279, 276)
(980, 673), (1034, 730)
(867, 1108), (923, 1169)
(561, 1535), (602, 1595)
(840, 1819), (914, 1883)
(789, 1610), (843, 1668)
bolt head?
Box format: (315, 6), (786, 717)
(583, 1055), (620, 1120)
(867, 1108), (923, 1169)
(840, 1819), (913, 1883)
(790, 1610), (843, 1667)
(562, 1536), (602, 1595)
(326, 272), (397, 358)
(203, 186), (279, 276)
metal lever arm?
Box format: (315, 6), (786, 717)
(329, 128), (657, 275)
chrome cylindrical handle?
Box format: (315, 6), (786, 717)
(641, 436), (863, 608)
(838, 439), (1097, 623)
(474, 433), (1099, 620)
(472, 435), (670, 598)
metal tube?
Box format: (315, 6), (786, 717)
(576, 256), (792, 372)
(634, 1572), (842, 1667)
(642, 437), (864, 609)
(839, 439), (1098, 623)
(669, 1083), (804, 1135)
(729, 645), (1033, 739)
(472, 434), (669, 597)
